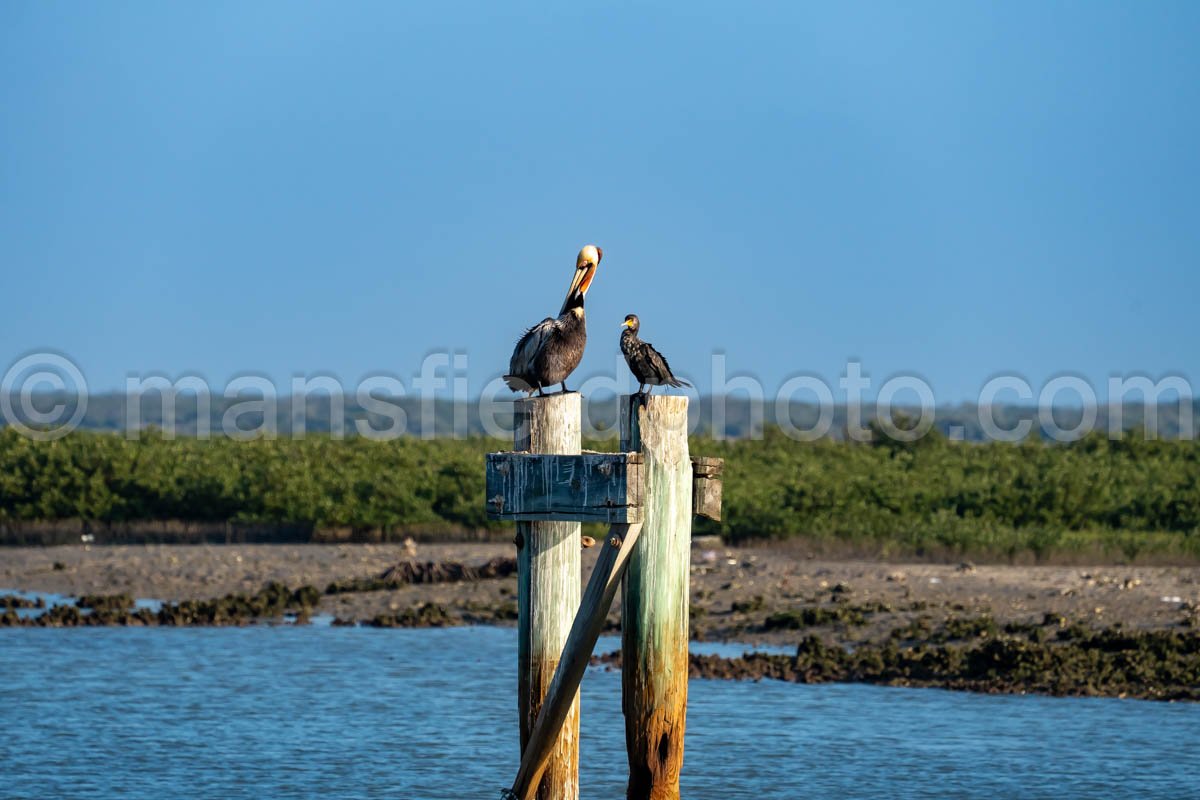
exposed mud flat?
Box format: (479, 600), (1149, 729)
(1, 582), (320, 627)
(595, 625), (1200, 702)
(4, 543), (1199, 699)
(3, 542), (1196, 637)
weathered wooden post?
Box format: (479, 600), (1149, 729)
(620, 395), (691, 800)
(513, 394), (581, 800)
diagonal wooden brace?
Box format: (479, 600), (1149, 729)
(507, 521), (644, 800)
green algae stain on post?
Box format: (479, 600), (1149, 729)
(514, 393), (582, 800)
(620, 395), (691, 800)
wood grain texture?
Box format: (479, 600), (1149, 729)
(514, 394), (581, 800)
(486, 452), (645, 523)
(620, 395), (691, 800)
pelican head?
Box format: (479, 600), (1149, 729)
(621, 314), (640, 332)
(561, 244), (603, 314)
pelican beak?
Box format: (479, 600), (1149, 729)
(560, 262), (596, 314)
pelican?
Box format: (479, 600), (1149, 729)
(620, 314), (690, 395)
(504, 245), (603, 396)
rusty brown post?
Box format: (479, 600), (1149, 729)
(620, 395), (691, 800)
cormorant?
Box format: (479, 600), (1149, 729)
(504, 245), (603, 396)
(620, 314), (690, 395)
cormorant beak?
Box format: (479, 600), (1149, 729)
(620, 319), (633, 328)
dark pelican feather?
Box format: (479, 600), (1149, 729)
(620, 314), (690, 395)
(504, 245), (602, 396)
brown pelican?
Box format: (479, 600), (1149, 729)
(504, 245), (603, 396)
(620, 314), (690, 395)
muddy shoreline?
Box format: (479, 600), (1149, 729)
(4, 542), (1198, 699)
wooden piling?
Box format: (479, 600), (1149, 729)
(620, 395), (691, 800)
(514, 393), (581, 800)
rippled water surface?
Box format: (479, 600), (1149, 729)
(2, 626), (1197, 799)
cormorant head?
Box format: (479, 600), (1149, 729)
(621, 314), (640, 332)
(561, 244), (603, 314)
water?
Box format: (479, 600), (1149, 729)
(1, 626), (1197, 800)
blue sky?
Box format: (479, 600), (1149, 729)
(2, 2), (1197, 402)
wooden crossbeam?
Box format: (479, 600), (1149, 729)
(486, 452), (645, 523)
(486, 451), (724, 525)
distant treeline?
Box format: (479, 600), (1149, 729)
(7, 391), (1198, 441)
(2, 427), (1198, 560)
